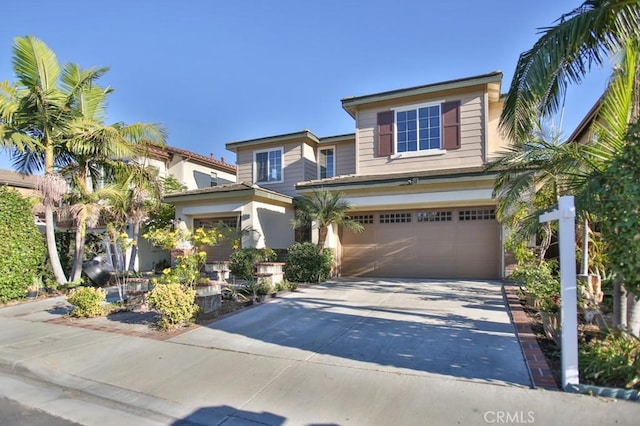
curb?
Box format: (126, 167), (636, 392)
(0, 354), (191, 424)
(503, 283), (559, 391)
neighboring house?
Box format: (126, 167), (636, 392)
(132, 146), (237, 271)
(144, 145), (236, 190)
(166, 71), (514, 280)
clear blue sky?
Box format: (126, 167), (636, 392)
(0, 0), (611, 171)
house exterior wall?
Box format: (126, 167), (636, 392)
(250, 201), (295, 249)
(235, 140), (308, 197)
(486, 98), (509, 160)
(355, 91), (486, 175)
(169, 160), (235, 189)
(335, 141), (356, 176)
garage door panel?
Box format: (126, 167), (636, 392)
(341, 208), (499, 279)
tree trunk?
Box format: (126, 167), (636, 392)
(45, 204), (67, 285)
(613, 280), (627, 329)
(70, 221), (86, 282)
(317, 225), (328, 254)
(581, 218), (589, 276)
(127, 220), (140, 272)
(627, 293), (640, 337)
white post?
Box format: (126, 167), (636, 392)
(539, 195), (579, 388)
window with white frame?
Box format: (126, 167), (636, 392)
(318, 146), (335, 179)
(254, 148), (283, 183)
(395, 103), (441, 153)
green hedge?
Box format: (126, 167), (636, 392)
(284, 242), (332, 283)
(229, 248), (276, 280)
(0, 186), (47, 302)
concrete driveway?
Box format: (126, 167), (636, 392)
(3, 279), (640, 425)
(172, 278), (531, 386)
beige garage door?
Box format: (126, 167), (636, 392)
(340, 207), (500, 279)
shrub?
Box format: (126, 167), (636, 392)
(579, 332), (640, 389)
(147, 283), (198, 330)
(229, 248), (276, 280)
(66, 286), (107, 318)
(255, 279), (273, 296)
(509, 261), (560, 312)
(284, 242), (332, 283)
(0, 187), (47, 302)
(276, 279), (298, 292)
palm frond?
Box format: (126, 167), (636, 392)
(500, 0), (640, 141)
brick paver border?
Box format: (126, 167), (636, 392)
(503, 283), (559, 391)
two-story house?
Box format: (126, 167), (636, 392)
(166, 71), (510, 279)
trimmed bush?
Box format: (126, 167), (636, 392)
(0, 186), (47, 302)
(229, 248), (276, 280)
(147, 283), (198, 330)
(284, 242), (332, 283)
(66, 286), (107, 317)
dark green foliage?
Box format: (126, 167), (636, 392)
(0, 186), (47, 302)
(596, 123), (640, 296)
(579, 332), (640, 390)
(229, 248), (276, 280)
(284, 242), (332, 283)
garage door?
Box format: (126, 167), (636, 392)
(340, 207), (500, 279)
(193, 217), (238, 262)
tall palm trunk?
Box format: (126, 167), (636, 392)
(317, 225), (328, 254)
(45, 204), (67, 284)
(127, 220), (141, 272)
(44, 138), (68, 284)
(70, 221), (86, 282)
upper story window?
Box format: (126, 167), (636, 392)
(318, 146), (335, 179)
(254, 148), (283, 183)
(396, 104), (441, 153)
(210, 171), (218, 187)
(377, 101), (460, 158)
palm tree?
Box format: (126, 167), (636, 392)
(500, 0), (640, 143)
(0, 36), (108, 284)
(486, 122), (575, 262)
(291, 189), (364, 253)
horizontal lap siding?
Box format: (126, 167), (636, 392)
(357, 94), (485, 175)
(235, 142), (303, 197)
(336, 141), (356, 176)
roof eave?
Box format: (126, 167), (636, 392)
(341, 71), (503, 117)
(226, 130), (320, 152)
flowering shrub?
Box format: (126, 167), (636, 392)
(147, 283), (198, 330)
(67, 286), (107, 318)
(156, 251), (207, 288)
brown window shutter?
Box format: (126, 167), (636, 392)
(442, 101), (461, 150)
(377, 111), (394, 157)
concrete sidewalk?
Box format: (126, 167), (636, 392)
(0, 280), (638, 425)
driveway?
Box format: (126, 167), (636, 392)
(172, 278), (531, 386)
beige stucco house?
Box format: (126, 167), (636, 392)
(166, 71), (512, 279)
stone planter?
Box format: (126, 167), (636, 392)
(125, 278), (151, 292)
(195, 285), (222, 313)
(254, 262), (285, 287)
(204, 261), (230, 281)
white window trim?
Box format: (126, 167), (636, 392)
(317, 145), (336, 179)
(253, 147), (284, 184)
(392, 100), (445, 155)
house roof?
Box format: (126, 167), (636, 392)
(146, 144), (237, 174)
(318, 133), (355, 145)
(163, 182), (292, 204)
(296, 166), (494, 191)
(0, 169), (38, 189)
(226, 130), (321, 152)
(566, 94), (604, 144)
(341, 71), (503, 118)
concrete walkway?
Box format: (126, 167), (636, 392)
(0, 279), (638, 425)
